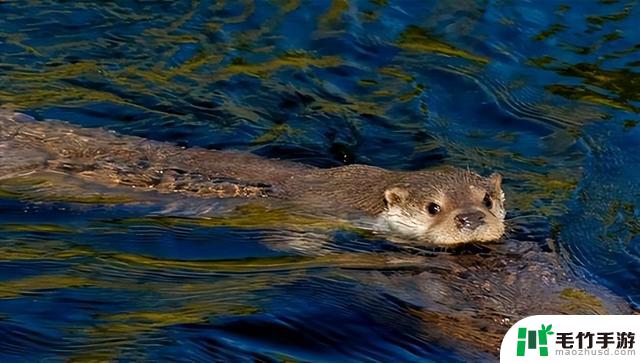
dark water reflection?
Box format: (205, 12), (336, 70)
(1, 0), (639, 361)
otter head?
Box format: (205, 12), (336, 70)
(380, 169), (505, 245)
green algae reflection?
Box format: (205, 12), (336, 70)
(397, 26), (489, 64)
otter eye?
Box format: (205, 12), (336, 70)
(483, 193), (493, 209)
(427, 202), (441, 215)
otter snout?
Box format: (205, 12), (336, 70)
(454, 211), (485, 230)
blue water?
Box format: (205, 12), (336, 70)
(1, 1), (639, 361)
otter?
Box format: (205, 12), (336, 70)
(0, 110), (505, 245)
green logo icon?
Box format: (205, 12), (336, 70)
(517, 324), (554, 357)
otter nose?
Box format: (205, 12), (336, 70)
(455, 211), (485, 230)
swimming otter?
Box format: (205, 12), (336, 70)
(0, 110), (505, 245)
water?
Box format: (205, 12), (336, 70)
(1, 0), (639, 361)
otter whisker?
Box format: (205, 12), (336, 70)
(505, 214), (547, 222)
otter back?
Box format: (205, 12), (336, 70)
(0, 110), (312, 198)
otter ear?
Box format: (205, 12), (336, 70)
(489, 172), (504, 200)
(489, 172), (502, 190)
(384, 187), (408, 207)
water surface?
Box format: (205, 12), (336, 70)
(1, 1), (639, 361)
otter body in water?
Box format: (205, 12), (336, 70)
(0, 110), (505, 244)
